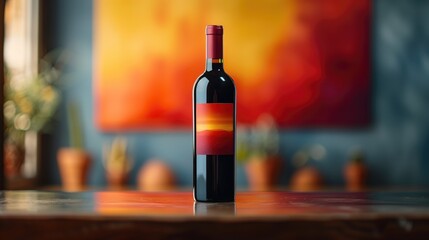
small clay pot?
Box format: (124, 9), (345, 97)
(106, 170), (128, 189)
(4, 143), (25, 178)
(344, 162), (367, 191)
(245, 156), (282, 191)
(57, 148), (91, 191)
(137, 159), (175, 191)
(290, 166), (323, 191)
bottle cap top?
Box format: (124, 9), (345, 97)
(206, 25), (223, 35)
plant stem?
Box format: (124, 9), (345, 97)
(67, 102), (83, 149)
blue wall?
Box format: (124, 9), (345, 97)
(45, 0), (429, 187)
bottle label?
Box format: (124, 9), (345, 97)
(196, 103), (234, 155)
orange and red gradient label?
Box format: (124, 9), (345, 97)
(196, 103), (234, 155)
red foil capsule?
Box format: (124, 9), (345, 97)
(206, 25), (223, 59)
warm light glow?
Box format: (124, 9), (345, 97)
(196, 103), (233, 132)
(196, 108), (233, 132)
(197, 123), (233, 132)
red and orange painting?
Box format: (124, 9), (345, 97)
(196, 104), (234, 155)
(94, 0), (370, 130)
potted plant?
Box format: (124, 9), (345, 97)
(289, 146), (325, 191)
(290, 165), (324, 191)
(3, 54), (61, 186)
(137, 159), (176, 191)
(57, 103), (91, 191)
(237, 115), (282, 191)
(103, 137), (132, 188)
(344, 150), (367, 191)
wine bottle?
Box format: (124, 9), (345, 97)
(193, 25), (236, 202)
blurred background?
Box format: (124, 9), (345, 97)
(2, 0), (429, 191)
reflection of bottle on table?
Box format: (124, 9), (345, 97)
(194, 202), (236, 216)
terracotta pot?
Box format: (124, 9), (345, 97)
(106, 170), (128, 189)
(344, 162), (367, 191)
(245, 156), (282, 191)
(4, 143), (25, 178)
(290, 166), (323, 191)
(57, 148), (91, 191)
(137, 159), (175, 191)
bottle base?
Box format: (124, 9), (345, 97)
(194, 197), (235, 203)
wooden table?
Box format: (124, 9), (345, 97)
(1, 191), (429, 239)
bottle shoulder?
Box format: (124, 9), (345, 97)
(193, 69), (235, 103)
(194, 70), (235, 89)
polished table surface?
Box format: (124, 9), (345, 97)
(1, 190), (429, 239)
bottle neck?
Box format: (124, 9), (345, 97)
(206, 32), (223, 72)
(206, 58), (224, 71)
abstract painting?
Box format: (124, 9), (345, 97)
(94, 0), (370, 130)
